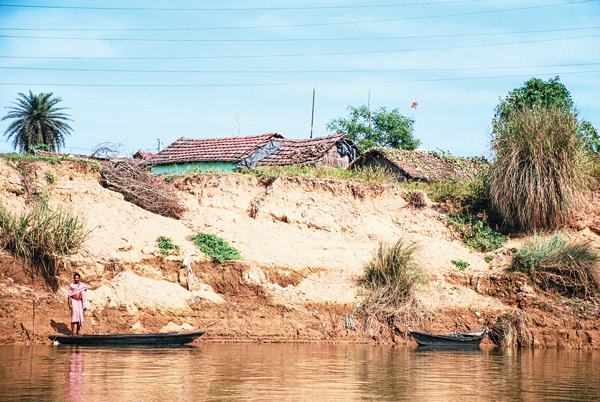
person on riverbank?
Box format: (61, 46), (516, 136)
(68, 273), (88, 335)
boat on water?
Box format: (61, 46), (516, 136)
(49, 331), (205, 346)
(410, 328), (487, 347)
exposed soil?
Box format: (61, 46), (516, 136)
(1, 158), (600, 348)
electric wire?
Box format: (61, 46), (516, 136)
(1, 26), (599, 42)
(0, 69), (598, 87)
(1, 34), (597, 60)
(1, 62), (599, 75)
(0, 0), (493, 11)
(0, 1), (592, 30)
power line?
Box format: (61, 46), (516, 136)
(0, 2), (592, 30)
(1, 34), (598, 60)
(1, 26), (599, 42)
(0, 0), (492, 12)
(0, 69), (598, 87)
(1, 62), (599, 75)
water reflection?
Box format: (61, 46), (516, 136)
(66, 347), (84, 402)
(0, 344), (599, 401)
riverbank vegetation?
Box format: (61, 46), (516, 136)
(0, 201), (88, 289)
(489, 106), (589, 231)
(489, 311), (533, 348)
(188, 232), (241, 263)
(359, 239), (427, 337)
(156, 236), (180, 256)
(510, 232), (600, 298)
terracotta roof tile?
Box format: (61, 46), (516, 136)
(255, 133), (349, 166)
(150, 133), (283, 165)
(133, 151), (156, 160)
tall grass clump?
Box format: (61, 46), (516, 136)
(489, 311), (532, 348)
(511, 232), (600, 298)
(489, 106), (590, 231)
(188, 232), (241, 262)
(0, 201), (88, 289)
(359, 239), (427, 338)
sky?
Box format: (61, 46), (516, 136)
(0, 0), (598, 157)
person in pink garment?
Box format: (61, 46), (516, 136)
(67, 273), (88, 335)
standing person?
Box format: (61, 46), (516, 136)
(68, 273), (88, 335)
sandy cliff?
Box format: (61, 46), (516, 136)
(1, 159), (599, 348)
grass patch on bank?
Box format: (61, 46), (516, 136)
(0, 152), (102, 171)
(188, 232), (241, 262)
(0, 201), (88, 289)
(399, 174), (491, 214)
(510, 232), (600, 298)
(156, 236), (180, 256)
(161, 165), (398, 184)
(446, 214), (506, 252)
(359, 239), (427, 338)
(451, 259), (469, 271)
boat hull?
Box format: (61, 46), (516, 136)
(410, 329), (486, 347)
(49, 331), (205, 346)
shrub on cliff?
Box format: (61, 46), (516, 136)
(188, 232), (241, 262)
(156, 236), (180, 256)
(489, 106), (589, 231)
(511, 232), (600, 298)
(359, 239), (427, 338)
(446, 214), (506, 252)
(0, 201), (88, 289)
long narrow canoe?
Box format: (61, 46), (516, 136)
(49, 331), (205, 346)
(410, 328), (487, 347)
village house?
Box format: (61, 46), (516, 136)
(149, 133), (359, 174)
(351, 147), (487, 182)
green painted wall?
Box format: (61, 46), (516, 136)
(151, 161), (237, 174)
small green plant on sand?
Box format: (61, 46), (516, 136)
(447, 214), (506, 252)
(188, 232), (241, 262)
(156, 236), (180, 256)
(511, 232), (600, 298)
(451, 259), (470, 271)
(45, 172), (56, 185)
(484, 255), (493, 263)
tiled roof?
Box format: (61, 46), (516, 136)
(133, 151), (156, 160)
(356, 147), (487, 182)
(255, 133), (349, 166)
(150, 133), (284, 165)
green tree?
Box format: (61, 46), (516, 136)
(2, 91), (73, 153)
(327, 105), (419, 151)
(493, 76), (597, 153)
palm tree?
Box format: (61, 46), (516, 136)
(2, 91), (73, 153)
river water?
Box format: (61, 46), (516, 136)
(1, 343), (599, 401)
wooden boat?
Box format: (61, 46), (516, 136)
(410, 328), (487, 347)
(49, 331), (205, 346)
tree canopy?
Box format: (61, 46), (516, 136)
(2, 91), (73, 153)
(327, 105), (419, 151)
(493, 76), (598, 153)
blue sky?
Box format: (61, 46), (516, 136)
(0, 0), (598, 157)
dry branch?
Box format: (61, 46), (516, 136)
(100, 159), (185, 219)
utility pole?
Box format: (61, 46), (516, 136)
(156, 138), (162, 153)
(310, 88), (315, 139)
